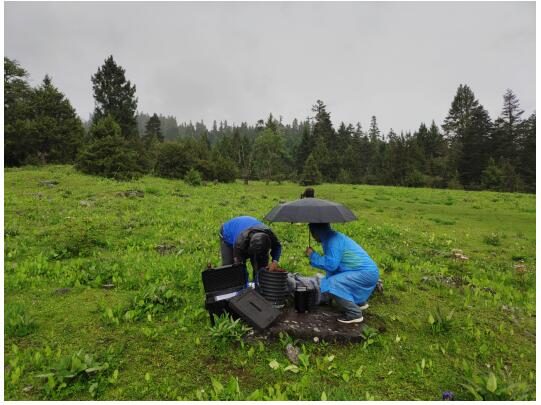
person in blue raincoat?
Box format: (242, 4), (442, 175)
(305, 223), (379, 323)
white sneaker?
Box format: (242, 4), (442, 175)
(358, 302), (369, 310)
(337, 315), (364, 324)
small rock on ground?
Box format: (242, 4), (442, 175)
(116, 190), (144, 198)
(285, 344), (300, 365)
(155, 244), (176, 255)
(39, 180), (59, 187)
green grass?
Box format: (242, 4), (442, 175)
(4, 165), (536, 400)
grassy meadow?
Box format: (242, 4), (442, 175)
(4, 165), (536, 400)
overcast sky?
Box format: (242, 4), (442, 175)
(4, 1), (536, 133)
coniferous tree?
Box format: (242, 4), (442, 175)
(489, 89), (524, 163)
(253, 127), (288, 183)
(5, 58), (33, 166)
(27, 75), (85, 163)
(91, 56), (138, 139)
(311, 100), (339, 181)
(300, 153), (322, 185)
(366, 115), (384, 183)
(443, 84), (492, 188)
(76, 115), (144, 180)
(143, 113), (163, 146)
(4, 58), (31, 124)
(294, 122), (313, 173)
(517, 112), (536, 192)
(368, 116), (381, 141)
(5, 66), (84, 165)
(414, 121), (447, 182)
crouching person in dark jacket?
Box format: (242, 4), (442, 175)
(219, 216), (282, 280)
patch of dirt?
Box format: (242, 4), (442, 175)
(450, 249), (469, 261)
(115, 190), (144, 198)
(420, 274), (464, 288)
(39, 180), (59, 187)
(421, 274), (497, 295)
(155, 243), (176, 255)
(250, 306), (385, 344)
(54, 287), (71, 295)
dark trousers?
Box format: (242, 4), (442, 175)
(219, 234), (268, 281)
(320, 292), (363, 318)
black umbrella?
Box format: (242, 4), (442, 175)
(264, 198), (357, 245)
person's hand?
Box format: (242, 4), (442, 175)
(267, 261), (278, 272)
(305, 247), (314, 257)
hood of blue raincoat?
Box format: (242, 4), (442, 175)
(309, 223), (333, 241)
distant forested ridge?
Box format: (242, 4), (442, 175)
(5, 56), (535, 192)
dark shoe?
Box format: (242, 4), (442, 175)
(358, 302), (369, 310)
(337, 315), (364, 324)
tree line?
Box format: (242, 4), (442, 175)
(4, 56), (535, 192)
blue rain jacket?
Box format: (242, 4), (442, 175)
(309, 226), (379, 304)
(221, 216), (282, 262)
(221, 216), (262, 245)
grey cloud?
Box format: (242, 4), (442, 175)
(5, 1), (535, 132)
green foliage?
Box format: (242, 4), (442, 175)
(442, 84), (492, 188)
(4, 344), (118, 400)
(184, 168), (203, 186)
(142, 113), (163, 146)
(360, 326), (383, 348)
(5, 303), (37, 337)
(4, 61), (84, 166)
(155, 141), (194, 178)
(188, 375), (323, 400)
(34, 349), (112, 399)
(123, 284), (183, 322)
(208, 156), (238, 183)
(5, 57), (33, 166)
(300, 153), (322, 186)
(155, 140), (237, 183)
(3, 166), (536, 400)
(461, 368), (534, 400)
(76, 116), (147, 180)
(208, 314), (252, 344)
(483, 232), (501, 246)
(91, 55), (138, 139)
(253, 127), (289, 182)
(50, 221), (106, 259)
(427, 307), (454, 334)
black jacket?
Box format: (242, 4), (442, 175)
(233, 225), (282, 263)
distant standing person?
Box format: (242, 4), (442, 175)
(300, 187), (315, 199)
(219, 216), (282, 280)
(305, 223), (379, 323)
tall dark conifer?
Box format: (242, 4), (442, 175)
(143, 113), (163, 146)
(5, 57), (32, 166)
(91, 56), (138, 139)
(489, 89), (524, 162)
(517, 112), (536, 192)
(443, 84), (492, 187)
(311, 100), (338, 181)
(29, 75), (85, 163)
